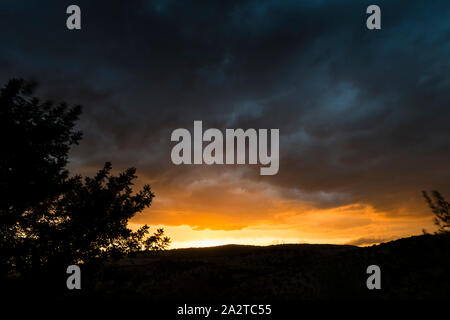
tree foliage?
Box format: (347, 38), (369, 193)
(0, 79), (169, 279)
(423, 190), (450, 234)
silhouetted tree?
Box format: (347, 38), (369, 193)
(423, 190), (450, 234)
(0, 79), (169, 280)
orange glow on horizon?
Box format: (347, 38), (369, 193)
(129, 201), (436, 249)
(86, 164), (437, 249)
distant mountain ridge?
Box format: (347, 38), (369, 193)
(88, 233), (450, 300)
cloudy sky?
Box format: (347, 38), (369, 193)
(1, 0), (449, 247)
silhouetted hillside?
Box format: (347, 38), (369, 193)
(86, 233), (450, 300)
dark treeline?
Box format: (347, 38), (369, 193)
(0, 79), (169, 297)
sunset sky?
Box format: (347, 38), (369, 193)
(1, 0), (449, 248)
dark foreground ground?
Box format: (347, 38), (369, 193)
(85, 233), (450, 300)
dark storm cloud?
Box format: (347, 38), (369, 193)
(1, 0), (449, 217)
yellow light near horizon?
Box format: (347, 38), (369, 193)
(174, 239), (235, 248)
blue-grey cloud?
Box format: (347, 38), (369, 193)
(1, 0), (449, 217)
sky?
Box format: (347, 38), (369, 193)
(1, 0), (449, 247)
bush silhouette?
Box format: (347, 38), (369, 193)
(0, 79), (169, 282)
(423, 190), (450, 234)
